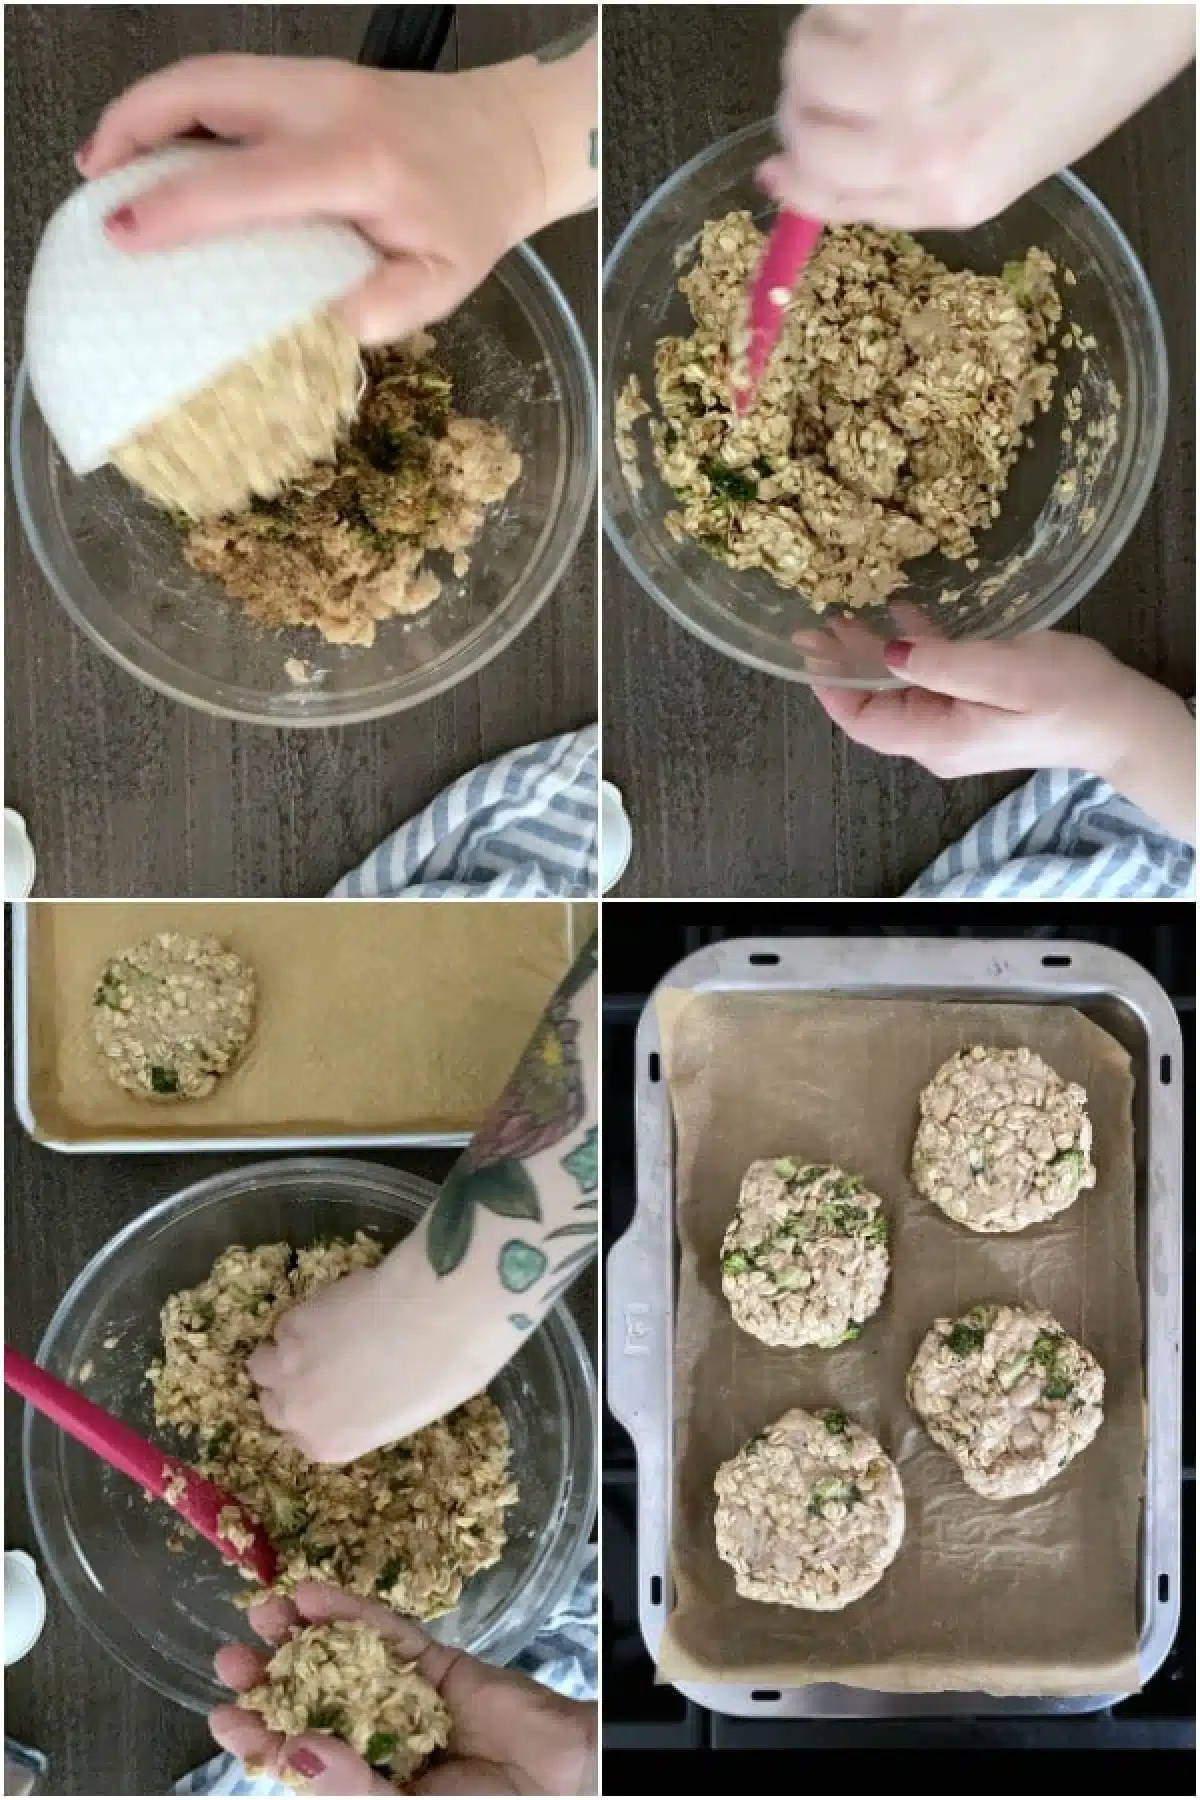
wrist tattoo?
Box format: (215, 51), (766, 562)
(534, 18), (597, 64)
(425, 936), (597, 1282)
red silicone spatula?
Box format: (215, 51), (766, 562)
(5, 1344), (277, 1585)
(734, 210), (824, 415)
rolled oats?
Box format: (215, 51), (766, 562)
(714, 1407), (905, 1610)
(912, 1045), (1096, 1233)
(627, 213), (1062, 610)
(907, 1303), (1105, 1498)
(241, 1618), (451, 1786)
(149, 1235), (516, 1619)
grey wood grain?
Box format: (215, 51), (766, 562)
(3, 937), (596, 1795)
(4, 4), (597, 899)
(602, 4), (1195, 897)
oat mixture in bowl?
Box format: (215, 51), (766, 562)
(15, 243), (595, 724)
(23, 1161), (596, 1711)
(179, 335), (522, 650)
(629, 216), (1063, 609)
(604, 121), (1167, 687)
(149, 1234), (516, 1618)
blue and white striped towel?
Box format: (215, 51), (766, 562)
(908, 765), (1195, 900)
(331, 728), (598, 899)
(172, 1551), (598, 1796)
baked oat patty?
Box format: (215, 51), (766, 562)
(714, 1407), (905, 1610)
(906, 1303), (1105, 1498)
(241, 1619), (451, 1787)
(720, 1159), (890, 1348)
(912, 1045), (1096, 1233)
(91, 932), (257, 1100)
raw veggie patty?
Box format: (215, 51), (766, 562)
(714, 1407), (905, 1610)
(720, 1159), (890, 1348)
(91, 931), (256, 1101)
(907, 1303), (1105, 1498)
(912, 1045), (1096, 1233)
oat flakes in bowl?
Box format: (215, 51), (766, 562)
(16, 243), (595, 724)
(639, 215), (1061, 610)
(604, 121), (1167, 687)
(148, 1234), (516, 1620)
(24, 1160), (596, 1711)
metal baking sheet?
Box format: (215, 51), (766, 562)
(607, 936), (1183, 1718)
(11, 900), (590, 1152)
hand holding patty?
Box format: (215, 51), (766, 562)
(210, 1582), (597, 1796)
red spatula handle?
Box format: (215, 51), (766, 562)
(737, 210), (824, 411)
(6, 1345), (276, 1584)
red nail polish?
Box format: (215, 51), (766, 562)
(287, 1749), (324, 1779)
(105, 204), (137, 233)
(883, 639), (913, 670)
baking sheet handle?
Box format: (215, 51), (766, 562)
(607, 1223), (671, 1645)
(607, 995), (675, 1651)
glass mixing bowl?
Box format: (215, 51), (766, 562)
(23, 1158), (597, 1711)
(603, 120), (1168, 687)
(14, 245), (595, 724)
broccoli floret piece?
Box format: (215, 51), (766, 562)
(702, 459), (758, 502)
(809, 1477), (863, 1515)
(366, 1733), (398, 1768)
(945, 1323), (988, 1356)
(308, 1703), (343, 1733)
(376, 1557), (404, 1592)
(1031, 1332), (1064, 1369)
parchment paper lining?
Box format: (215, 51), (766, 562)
(25, 901), (592, 1141)
(656, 990), (1142, 1696)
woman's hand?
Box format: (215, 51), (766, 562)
(761, 4), (1195, 230)
(246, 1246), (514, 1466)
(209, 1582), (597, 1796)
(77, 29), (597, 343)
(814, 632), (1196, 842)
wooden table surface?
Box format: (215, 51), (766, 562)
(602, 4), (1196, 897)
(4, 4), (597, 899)
(3, 962), (597, 1795)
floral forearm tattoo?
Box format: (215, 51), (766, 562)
(425, 934), (597, 1330)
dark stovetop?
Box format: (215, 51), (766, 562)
(601, 903), (1195, 1779)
